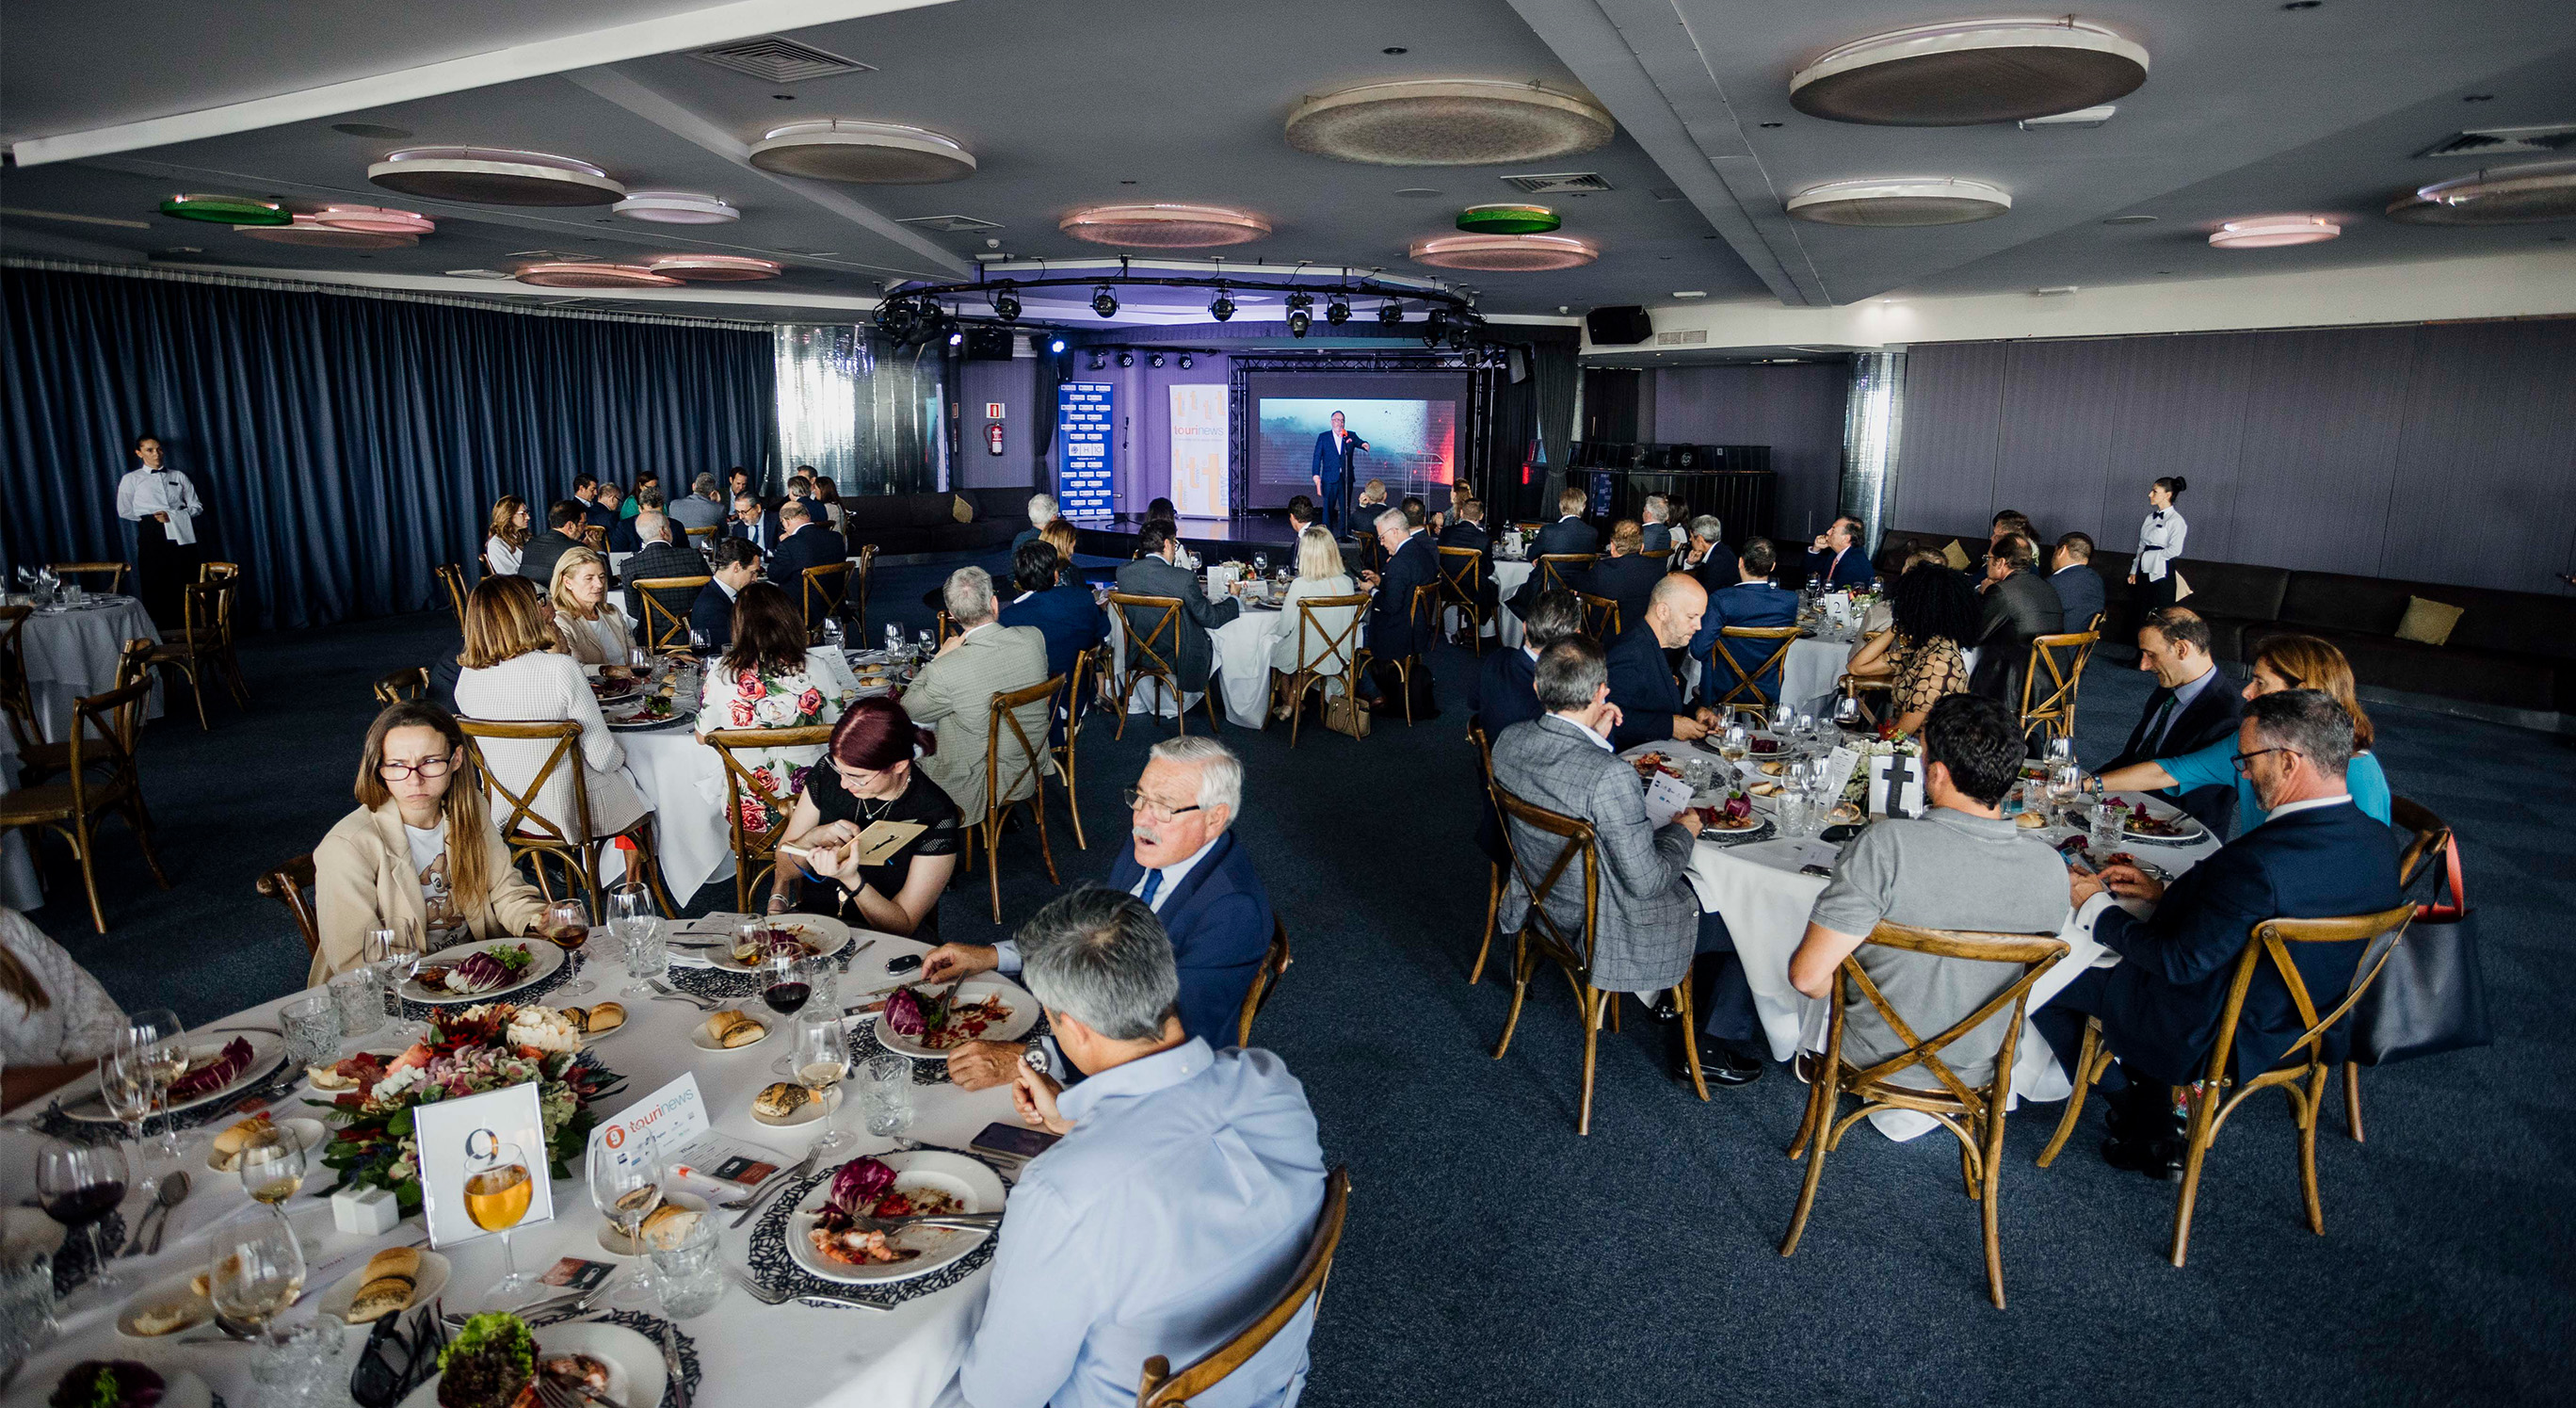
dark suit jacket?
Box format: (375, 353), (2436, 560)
(1469, 645), (1543, 866)
(689, 580), (739, 655)
(767, 524), (850, 625)
(1675, 541), (1738, 596)
(2103, 672), (2247, 833)
(1511, 516), (1600, 615)
(1436, 521), (1497, 609)
(1641, 521), (1673, 555)
(620, 540), (707, 642)
(1605, 620), (1687, 750)
(1365, 532), (1437, 662)
(2051, 563), (2107, 635)
(1309, 429), (1367, 487)
(1577, 554), (1663, 637)
(1691, 579), (1802, 704)
(607, 516), (643, 555)
(998, 585), (1104, 688)
(582, 501), (620, 536)
(1113, 553), (1239, 688)
(1106, 832), (1275, 1047)
(1805, 544), (1874, 590)
(2089, 801), (2402, 1086)
(1970, 569), (2067, 702)
(727, 511), (785, 556)
(517, 528), (583, 586)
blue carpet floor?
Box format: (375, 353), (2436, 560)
(32, 557), (2573, 1405)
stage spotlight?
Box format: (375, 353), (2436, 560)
(1287, 308), (1312, 337)
(992, 283), (1021, 322)
(1090, 284), (1119, 317)
(1421, 308), (1448, 347)
(1177, 353), (1194, 369)
(948, 330), (965, 348)
(1209, 286), (1235, 321)
(1149, 352), (1166, 368)
(1326, 295), (1351, 325)
(1117, 350), (1135, 367)
(877, 294), (921, 341)
(1377, 300), (1404, 324)
(1030, 331), (1065, 355)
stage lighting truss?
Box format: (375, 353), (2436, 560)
(879, 270), (1473, 338)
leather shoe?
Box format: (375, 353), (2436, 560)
(2101, 1134), (2185, 1181)
(1644, 995), (1681, 1025)
(1671, 1037), (1763, 1087)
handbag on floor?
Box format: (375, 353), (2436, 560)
(2350, 834), (2491, 1065)
(1324, 688), (1371, 738)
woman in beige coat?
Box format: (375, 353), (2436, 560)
(310, 701), (546, 985)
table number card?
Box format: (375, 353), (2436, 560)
(413, 1083), (555, 1251)
(1868, 752), (1927, 819)
(1819, 746), (1862, 802)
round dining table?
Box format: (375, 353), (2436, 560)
(13, 594), (163, 741)
(1100, 597), (1293, 729)
(0, 725), (41, 911)
(617, 717), (736, 909)
(0, 926), (1022, 1408)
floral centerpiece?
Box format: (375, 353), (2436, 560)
(307, 1002), (620, 1213)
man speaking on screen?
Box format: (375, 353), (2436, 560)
(1311, 410), (1370, 538)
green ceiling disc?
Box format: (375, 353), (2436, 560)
(1456, 203), (1561, 235)
(160, 193), (289, 225)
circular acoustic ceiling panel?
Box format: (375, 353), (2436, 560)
(747, 121), (976, 183)
(1409, 233), (1597, 271)
(1785, 177), (2012, 226)
(161, 193), (287, 225)
(644, 254), (781, 282)
(368, 147), (625, 205)
(233, 216), (419, 249)
(2207, 215), (2339, 249)
(1058, 202), (1272, 248)
(2388, 160), (2576, 224)
(614, 191), (740, 224)
(1285, 80), (1614, 166)
(514, 263), (682, 289)
(1456, 203), (1560, 235)
(1790, 19), (2149, 126)
(310, 205), (434, 235)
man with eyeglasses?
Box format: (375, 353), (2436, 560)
(924, 736), (1276, 1087)
(2038, 688), (2402, 1179)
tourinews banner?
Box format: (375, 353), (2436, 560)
(1169, 383), (1229, 518)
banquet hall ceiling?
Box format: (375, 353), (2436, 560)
(3, 0), (2570, 322)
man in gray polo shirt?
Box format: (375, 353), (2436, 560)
(1788, 694), (2072, 1084)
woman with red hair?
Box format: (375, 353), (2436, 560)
(769, 696), (959, 936)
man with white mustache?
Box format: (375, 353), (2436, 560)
(925, 736), (1278, 1089)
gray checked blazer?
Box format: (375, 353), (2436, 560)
(1489, 714), (1700, 993)
(1113, 553), (1240, 688)
(903, 623), (1055, 818)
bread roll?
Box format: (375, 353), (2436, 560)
(346, 1245), (421, 1322)
(2016, 810), (2048, 829)
(581, 1001), (624, 1034)
(752, 1082), (809, 1119)
(363, 1246), (422, 1283)
(210, 1116), (272, 1170)
(641, 1204), (701, 1250)
(704, 1011), (764, 1048)
(130, 1299), (201, 1335)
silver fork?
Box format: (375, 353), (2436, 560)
(646, 979), (718, 1011)
(531, 1379), (614, 1408)
(730, 1267), (882, 1311)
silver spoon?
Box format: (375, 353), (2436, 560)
(122, 1171), (188, 1256)
(145, 1171), (193, 1254)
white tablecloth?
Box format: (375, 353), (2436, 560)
(18, 596), (162, 741)
(619, 722), (736, 906)
(1490, 561), (1533, 647)
(0, 725), (40, 911)
(1102, 602), (1285, 729)
(0, 931), (1018, 1408)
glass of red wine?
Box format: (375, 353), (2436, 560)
(36, 1137), (130, 1305)
(763, 947), (818, 1075)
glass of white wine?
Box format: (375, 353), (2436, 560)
(237, 1125), (308, 1213)
(463, 1131), (540, 1308)
(208, 1215), (305, 1346)
(587, 1135), (665, 1306)
(1717, 721), (1750, 766)
(793, 1016), (852, 1158)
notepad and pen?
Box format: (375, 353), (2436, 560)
(776, 819), (927, 869)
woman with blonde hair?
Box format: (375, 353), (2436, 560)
(549, 545), (636, 666)
(485, 494), (532, 576)
(311, 701), (546, 983)
(1268, 525), (1361, 704)
(2098, 632), (2389, 830)
(453, 575), (653, 863)
(1038, 518), (1082, 587)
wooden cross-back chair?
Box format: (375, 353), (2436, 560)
(1353, 583), (1440, 729)
(373, 666), (429, 706)
(1467, 724), (1505, 986)
(578, 525), (609, 555)
(702, 724), (834, 915)
(1536, 553), (1597, 595)
(1488, 783), (1710, 1134)
(256, 853), (322, 958)
(1049, 646), (1105, 850)
(2016, 624), (2102, 744)
(0, 680), (169, 932)
(1105, 592), (1219, 737)
(2328, 797), (2453, 1143)
(1434, 546), (1489, 655)
(847, 543), (878, 641)
(434, 564), (470, 629)
(2037, 902), (2417, 1268)
(955, 675), (1064, 924)
(1574, 591), (1621, 642)
(1779, 923), (2069, 1308)
(11, 636), (154, 789)
(1641, 548), (1673, 565)
(1235, 916), (1295, 1048)
(456, 717), (676, 915)
(800, 561), (854, 643)
(1136, 1165), (1351, 1408)
(1269, 593), (1367, 748)
(1705, 625), (1803, 715)
(198, 561), (240, 582)
(684, 525), (721, 549)
(48, 562), (128, 594)
(632, 575), (709, 653)
(151, 575), (250, 730)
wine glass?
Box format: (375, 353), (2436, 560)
(2046, 736), (2076, 769)
(36, 1138), (129, 1305)
(1832, 695), (1861, 732)
(731, 914), (768, 968)
(689, 628), (713, 658)
(1717, 721), (1750, 766)
(792, 1016), (852, 1157)
(1252, 551), (1269, 578)
(587, 1134), (665, 1305)
(1769, 703), (1794, 735)
(915, 628), (934, 655)
(1794, 712), (1817, 745)
(620, 913), (668, 999)
(126, 1010), (186, 1160)
(2047, 763), (2083, 827)
(883, 623), (902, 654)
(764, 949), (817, 1075)
(238, 1124), (309, 1212)
(463, 1131), (540, 1308)
(546, 897), (595, 997)
(207, 1214), (305, 1345)
(97, 1049), (157, 1206)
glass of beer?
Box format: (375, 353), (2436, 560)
(463, 1131), (540, 1307)
(546, 897), (595, 997)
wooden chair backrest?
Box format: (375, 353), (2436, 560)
(1287, 594), (1368, 677)
(199, 561), (241, 583)
(1707, 625), (1803, 710)
(2202, 904), (2418, 1086)
(1829, 924), (2069, 1109)
(1106, 591), (1184, 685)
(1408, 581), (1438, 646)
(373, 666), (429, 706)
(0, 607), (35, 752)
(51, 561), (127, 592)
(256, 853), (322, 957)
(434, 564), (470, 628)
(987, 674), (1065, 815)
(1537, 553), (1598, 594)
(685, 526), (720, 546)
(579, 525), (609, 554)
(1054, 646), (1101, 753)
(1575, 591), (1620, 641)
(1235, 916), (1295, 1048)
(633, 575), (710, 652)
(2017, 627), (2101, 737)
(456, 717), (592, 847)
(1137, 1166), (1351, 1408)
(801, 561), (853, 632)
(2389, 797), (2451, 891)
(1435, 546), (1485, 603)
(1641, 548), (1673, 563)
(849, 543), (878, 635)
(63, 680), (153, 816)
(704, 725), (835, 895)
(183, 576), (237, 647)
(1491, 782), (1600, 976)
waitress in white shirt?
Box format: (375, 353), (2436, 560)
(114, 434), (205, 625)
(2131, 475), (2190, 611)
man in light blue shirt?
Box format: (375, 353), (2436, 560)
(958, 886), (1328, 1408)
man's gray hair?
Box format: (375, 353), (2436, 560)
(1016, 887), (1179, 1042)
(691, 472), (717, 497)
(942, 565), (997, 624)
(1688, 513), (1724, 544)
(1642, 494), (1669, 523)
(2247, 688), (2355, 778)
(633, 510), (668, 544)
(1027, 493), (1058, 527)
(1523, 590), (1586, 651)
(1534, 637), (1607, 712)
(1148, 735), (1243, 818)
(780, 497), (810, 524)
(1374, 507), (1409, 539)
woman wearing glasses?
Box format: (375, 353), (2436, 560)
(770, 697), (959, 937)
(310, 701), (547, 982)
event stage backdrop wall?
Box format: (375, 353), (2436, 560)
(1887, 320), (2576, 593)
(1, 266), (775, 629)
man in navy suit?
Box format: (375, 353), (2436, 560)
(1507, 486), (1601, 618)
(922, 736), (1277, 1080)
(572, 475), (619, 537)
(727, 492), (784, 556)
(1674, 514), (1735, 593)
(1309, 411), (1370, 536)
(2099, 608), (2246, 834)
(689, 538), (760, 655)
(1691, 538), (1802, 709)
(785, 471), (827, 526)
(1358, 507), (1438, 714)
(1804, 514), (1874, 590)
(765, 498), (849, 629)
(2042, 690), (2402, 1177)
(1639, 494), (1676, 555)
(1575, 520), (1663, 637)
(2050, 531), (2108, 635)
(998, 541), (1105, 744)
(1605, 575), (1725, 750)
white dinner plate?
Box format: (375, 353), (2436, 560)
(687, 1011), (771, 1051)
(314, 1249), (452, 1324)
(597, 1190), (710, 1255)
(115, 1270), (214, 1339)
(56, 1030), (289, 1123)
(707, 913), (852, 972)
(751, 1082), (842, 1127)
(401, 937), (565, 1005)
(204, 1116), (330, 1173)
(787, 1150), (1008, 1286)
(395, 1321), (664, 1408)
(2120, 807), (2208, 845)
(872, 979), (1038, 1060)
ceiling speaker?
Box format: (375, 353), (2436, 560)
(1790, 19), (2148, 126)
(2207, 216), (2340, 249)
(747, 121), (977, 183)
(1285, 80), (1613, 166)
(1786, 177), (2012, 226)
(233, 217), (419, 249)
(1058, 203), (1272, 248)
(1586, 306), (1652, 346)
(514, 263), (682, 288)
(1409, 233), (1597, 270)
(2388, 160), (2576, 224)
(368, 148), (624, 205)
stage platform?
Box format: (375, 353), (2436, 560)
(1067, 511), (1307, 562)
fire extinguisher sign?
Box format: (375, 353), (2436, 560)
(984, 403), (1005, 420)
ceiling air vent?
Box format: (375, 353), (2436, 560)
(1655, 329), (1709, 346)
(899, 214), (1004, 233)
(2413, 124), (2576, 159)
(691, 36), (875, 84)
(1500, 172), (1613, 194)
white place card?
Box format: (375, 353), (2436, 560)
(1819, 746), (1862, 802)
(412, 1083), (555, 1251)
(589, 1073), (710, 1165)
(1644, 773), (1693, 829)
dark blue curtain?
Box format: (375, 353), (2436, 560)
(1, 267), (774, 628)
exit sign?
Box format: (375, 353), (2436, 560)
(984, 402), (1005, 419)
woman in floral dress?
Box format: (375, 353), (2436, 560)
(696, 581), (861, 846)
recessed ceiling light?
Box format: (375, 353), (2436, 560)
(514, 262), (683, 288)
(1791, 18), (2149, 126)
(645, 254), (781, 281)
(330, 122), (413, 139)
(159, 193), (286, 225)
(369, 147), (623, 205)
(311, 204), (434, 235)
(748, 120), (976, 183)
(613, 191), (741, 224)
(2102, 214), (2158, 224)
(2209, 215), (2340, 248)
(1786, 177), (2012, 225)
(1285, 80), (1615, 166)
(1409, 232), (1598, 270)
(1672, 290), (1708, 299)
(1059, 202), (1272, 248)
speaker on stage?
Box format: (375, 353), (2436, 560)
(1586, 306), (1653, 346)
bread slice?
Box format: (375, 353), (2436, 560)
(752, 1082), (809, 1119)
(641, 1204), (701, 1250)
(705, 1010), (764, 1048)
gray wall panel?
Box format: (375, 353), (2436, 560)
(1889, 341), (2008, 539)
(1990, 338), (2123, 551)
(2100, 332), (2256, 562)
(2224, 325), (2416, 575)
(2382, 319), (2576, 591)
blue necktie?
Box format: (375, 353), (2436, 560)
(1138, 869), (1163, 908)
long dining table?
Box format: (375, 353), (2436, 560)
(0, 925), (1022, 1407)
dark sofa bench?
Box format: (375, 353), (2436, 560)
(837, 488), (1027, 558)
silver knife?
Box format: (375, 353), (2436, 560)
(657, 1315), (691, 1408)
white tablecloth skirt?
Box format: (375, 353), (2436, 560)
(0, 727), (39, 911)
(1102, 604), (1286, 728)
(1490, 561), (1533, 647)
(19, 597), (162, 741)
(620, 725), (736, 905)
